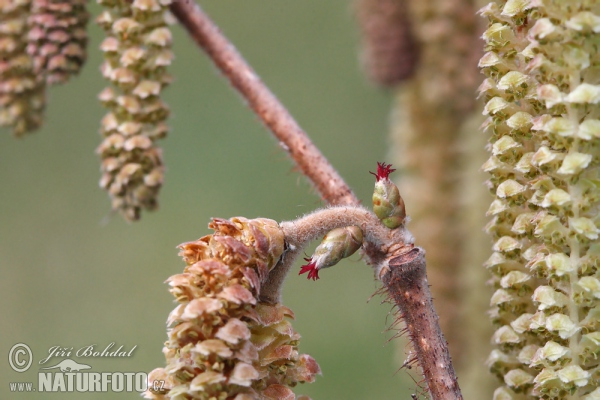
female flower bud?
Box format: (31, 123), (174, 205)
(299, 226), (363, 280)
(371, 162), (406, 229)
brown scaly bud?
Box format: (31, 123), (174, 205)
(144, 217), (320, 400)
(355, 0), (419, 86)
(371, 162), (406, 229)
(27, 0), (88, 85)
(97, 0), (173, 220)
(0, 0), (46, 136)
(299, 226), (363, 280)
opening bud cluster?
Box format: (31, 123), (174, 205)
(146, 217), (320, 400)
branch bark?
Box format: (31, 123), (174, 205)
(383, 248), (463, 400)
(169, 0), (358, 207)
(169, 2), (461, 398)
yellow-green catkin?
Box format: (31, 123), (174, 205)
(145, 217), (320, 400)
(27, 0), (88, 85)
(389, 0), (482, 374)
(0, 0), (46, 136)
(481, 1), (600, 398)
(96, 0), (173, 221)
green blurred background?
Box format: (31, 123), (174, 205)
(0, 1), (416, 398)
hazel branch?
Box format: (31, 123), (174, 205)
(261, 206), (462, 399)
(168, 3), (462, 398)
(169, 0), (359, 207)
(260, 205), (415, 304)
(383, 248), (463, 400)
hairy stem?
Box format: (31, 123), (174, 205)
(261, 205), (414, 304)
(383, 248), (463, 400)
(169, 0), (358, 206)
(264, 207), (463, 399)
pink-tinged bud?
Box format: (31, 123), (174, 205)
(371, 162), (406, 229)
(299, 226), (364, 280)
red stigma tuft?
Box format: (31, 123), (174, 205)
(370, 162), (396, 182)
(299, 257), (320, 280)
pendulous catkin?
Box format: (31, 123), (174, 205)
(355, 0), (419, 86)
(96, 0), (173, 221)
(481, 1), (600, 398)
(27, 0), (88, 85)
(0, 0), (46, 136)
(389, 0), (482, 373)
(145, 217), (320, 400)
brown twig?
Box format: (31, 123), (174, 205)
(261, 205), (414, 304)
(169, 2), (461, 398)
(383, 248), (463, 400)
(169, 0), (358, 207)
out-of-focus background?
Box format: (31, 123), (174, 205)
(0, 1), (417, 399)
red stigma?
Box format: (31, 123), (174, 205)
(299, 257), (320, 280)
(370, 162), (395, 182)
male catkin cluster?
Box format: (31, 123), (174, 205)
(145, 217), (319, 400)
(481, 1), (600, 398)
(97, 0), (173, 221)
(27, 0), (88, 85)
(0, 0), (45, 136)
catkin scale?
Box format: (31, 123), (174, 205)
(481, 1), (600, 398)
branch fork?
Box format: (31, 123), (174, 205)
(168, 2), (463, 399)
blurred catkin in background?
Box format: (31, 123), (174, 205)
(0, 0), (89, 137)
(0, 0), (46, 136)
(356, 0), (494, 398)
(27, 0), (88, 85)
(355, 0), (419, 86)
